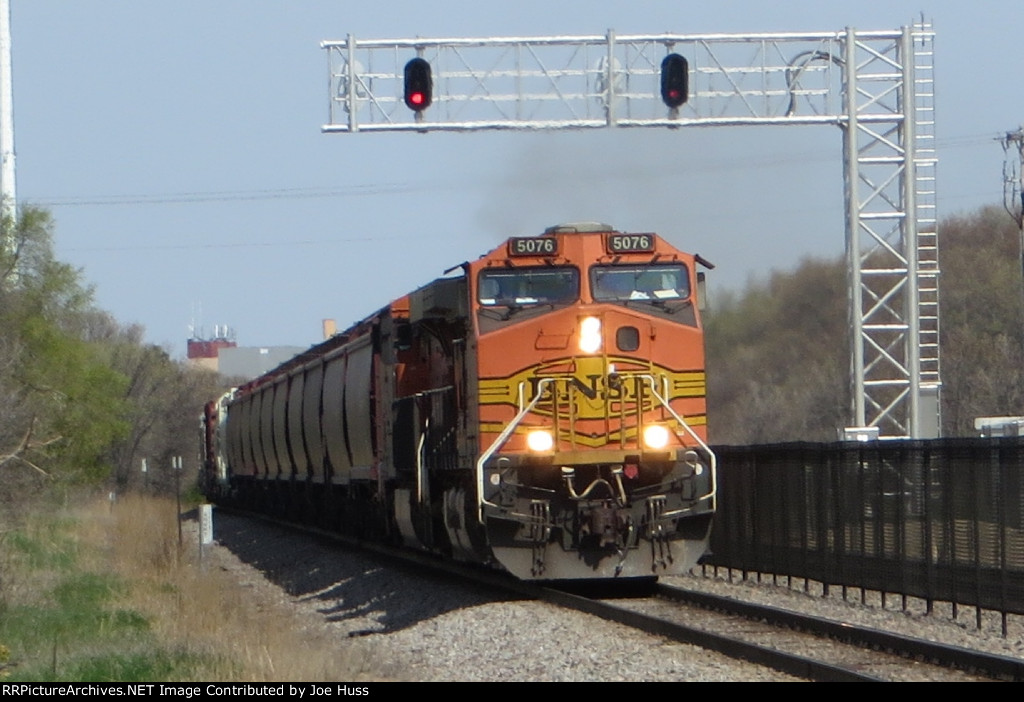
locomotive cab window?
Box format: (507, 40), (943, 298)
(591, 263), (697, 326)
(591, 264), (690, 302)
(478, 267), (579, 307)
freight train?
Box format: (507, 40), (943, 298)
(200, 223), (716, 580)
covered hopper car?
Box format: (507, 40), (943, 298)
(200, 223), (716, 579)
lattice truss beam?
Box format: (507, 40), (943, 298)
(323, 30), (854, 131)
(322, 24), (939, 438)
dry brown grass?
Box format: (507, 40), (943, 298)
(72, 494), (380, 682)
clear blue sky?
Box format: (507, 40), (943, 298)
(11, 1), (1023, 356)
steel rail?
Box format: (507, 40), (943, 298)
(536, 585), (882, 682)
(657, 583), (1024, 681)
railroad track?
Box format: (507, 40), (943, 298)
(535, 583), (1019, 682)
(332, 523), (1021, 681)
(655, 584), (1024, 681)
(204, 508), (1019, 682)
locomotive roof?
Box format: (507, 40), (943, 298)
(542, 222), (615, 235)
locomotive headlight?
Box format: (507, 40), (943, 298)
(643, 424), (671, 450)
(526, 429), (554, 453)
(579, 316), (602, 354)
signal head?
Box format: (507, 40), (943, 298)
(660, 53), (689, 109)
(403, 57), (433, 112)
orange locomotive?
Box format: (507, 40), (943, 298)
(201, 223), (716, 580)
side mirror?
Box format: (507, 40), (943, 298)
(696, 271), (708, 312)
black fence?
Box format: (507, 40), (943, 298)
(705, 439), (1024, 622)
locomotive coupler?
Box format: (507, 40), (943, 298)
(579, 500), (621, 549)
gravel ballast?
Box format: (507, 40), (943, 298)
(201, 511), (1022, 682)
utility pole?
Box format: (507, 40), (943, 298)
(0, 0), (15, 264)
(1001, 127), (1024, 299)
(1003, 127), (1024, 228)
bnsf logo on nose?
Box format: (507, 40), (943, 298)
(528, 374), (640, 401)
(477, 358), (705, 415)
(524, 373), (658, 420)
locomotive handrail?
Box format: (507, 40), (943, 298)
(399, 384), (457, 504)
(638, 373), (718, 510)
(416, 417), (428, 504)
(475, 377), (557, 521)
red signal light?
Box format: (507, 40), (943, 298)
(403, 57), (433, 112)
(660, 53), (689, 109)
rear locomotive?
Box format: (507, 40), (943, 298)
(201, 223), (716, 580)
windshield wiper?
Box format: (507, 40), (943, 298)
(501, 303), (524, 320)
(623, 298), (691, 315)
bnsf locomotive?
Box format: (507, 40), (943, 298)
(200, 223), (716, 580)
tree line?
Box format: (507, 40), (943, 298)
(705, 204), (1024, 444)
(0, 206), (222, 513)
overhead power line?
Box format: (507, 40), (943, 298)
(28, 131), (1006, 209)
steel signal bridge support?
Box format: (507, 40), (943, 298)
(322, 22), (941, 439)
